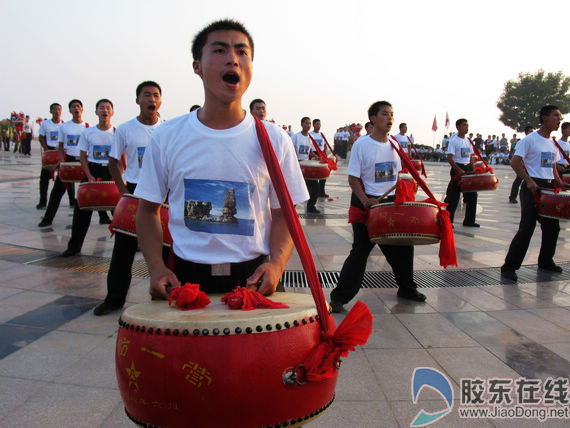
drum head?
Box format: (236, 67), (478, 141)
(370, 234), (440, 245)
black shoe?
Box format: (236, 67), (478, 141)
(397, 288), (426, 302)
(509, 198), (517, 204)
(307, 207), (321, 214)
(500, 267), (518, 281)
(93, 302), (122, 316)
(38, 219), (52, 227)
(463, 222), (480, 227)
(99, 216), (112, 225)
(538, 264), (563, 273)
(61, 248), (79, 257)
(36, 203), (46, 210)
(329, 300), (346, 313)
(318, 193), (329, 198)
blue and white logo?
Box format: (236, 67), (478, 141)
(410, 367), (454, 427)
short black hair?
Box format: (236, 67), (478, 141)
(301, 116), (310, 124)
(562, 122), (570, 132)
(68, 99), (83, 109)
(96, 98), (113, 109)
(456, 118), (468, 127)
(399, 123), (406, 129)
(191, 19), (254, 61)
(524, 125), (534, 134)
(368, 101), (392, 120)
(136, 81), (162, 98)
(365, 121), (372, 128)
(190, 105), (201, 112)
(49, 103), (61, 111)
(539, 105), (559, 124)
(249, 98), (265, 111)
(313, 119), (320, 126)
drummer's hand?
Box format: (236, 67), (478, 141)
(149, 266), (180, 300)
(455, 168), (466, 177)
(526, 179), (539, 194)
(87, 174), (96, 182)
(363, 198), (379, 208)
(246, 262), (281, 296)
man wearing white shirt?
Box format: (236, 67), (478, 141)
(249, 98), (266, 121)
(394, 123), (412, 157)
(293, 116), (319, 213)
(22, 115), (33, 155)
(37, 103), (64, 209)
(444, 118), (478, 227)
(310, 118), (330, 198)
(555, 122), (570, 174)
(502, 106), (568, 281)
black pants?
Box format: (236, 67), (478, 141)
(444, 164), (477, 224)
(510, 176), (522, 201)
(2, 137), (9, 151)
(66, 162), (111, 253)
(318, 179), (327, 197)
(39, 167), (53, 205)
(42, 155), (78, 222)
(306, 179), (319, 210)
(173, 254), (283, 294)
(21, 134), (32, 155)
(330, 193), (415, 305)
(503, 179), (560, 270)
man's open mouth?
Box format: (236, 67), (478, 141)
(148, 105), (156, 111)
(223, 72), (240, 85)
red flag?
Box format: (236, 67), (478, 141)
(432, 115), (438, 132)
(445, 112), (450, 128)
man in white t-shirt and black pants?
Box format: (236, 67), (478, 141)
(61, 99), (115, 257)
(444, 118), (479, 227)
(292, 116), (319, 213)
(394, 123), (412, 157)
(135, 20), (308, 299)
(310, 118), (330, 198)
(329, 101), (426, 313)
(22, 115), (33, 155)
(94, 82), (166, 315)
(501, 106), (568, 281)
(555, 122), (570, 175)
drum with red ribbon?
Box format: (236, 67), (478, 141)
(562, 174), (570, 186)
(300, 160), (330, 181)
(41, 150), (60, 170)
(58, 162), (86, 183)
(77, 181), (120, 210)
(460, 173), (499, 192)
(116, 294), (337, 428)
(538, 191), (570, 220)
(111, 194), (172, 246)
(398, 172), (418, 193)
(367, 201), (440, 245)
(411, 159), (423, 172)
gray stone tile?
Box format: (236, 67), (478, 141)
(365, 314), (422, 349)
(486, 310), (570, 344)
(0, 377), (48, 418)
(308, 400), (397, 428)
(542, 342), (570, 361)
(390, 400), (496, 428)
(395, 313), (479, 348)
(527, 307), (570, 330)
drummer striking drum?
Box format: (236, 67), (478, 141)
(134, 20), (308, 299)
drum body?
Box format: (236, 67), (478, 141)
(473, 160), (485, 170)
(562, 174), (570, 186)
(111, 194), (172, 246)
(398, 172), (418, 193)
(116, 294), (337, 428)
(367, 202), (440, 245)
(411, 159), (423, 171)
(538, 191), (570, 220)
(300, 160), (330, 181)
(41, 150), (59, 170)
(58, 162), (86, 183)
(77, 181), (120, 210)
(460, 173), (498, 192)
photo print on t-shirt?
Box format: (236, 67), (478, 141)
(183, 178), (254, 236)
(137, 146), (146, 168)
(460, 147), (470, 158)
(67, 135), (79, 146)
(93, 145), (110, 160)
(49, 131), (58, 141)
(299, 145), (309, 155)
(374, 162), (396, 183)
(541, 152), (554, 168)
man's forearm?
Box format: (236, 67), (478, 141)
(268, 208), (293, 273)
(39, 136), (48, 151)
(137, 200), (168, 274)
(109, 157), (127, 194)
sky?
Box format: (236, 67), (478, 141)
(3, 0), (569, 146)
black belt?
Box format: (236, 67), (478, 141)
(531, 177), (554, 187)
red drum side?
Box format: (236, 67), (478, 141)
(41, 150), (60, 170)
(411, 159), (423, 172)
(77, 181), (120, 210)
(300, 160), (330, 181)
(58, 162), (86, 183)
(460, 173), (499, 192)
(538, 191), (570, 220)
(367, 202), (440, 245)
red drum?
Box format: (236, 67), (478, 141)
(562, 174), (570, 186)
(328, 154), (338, 165)
(367, 201), (440, 245)
(473, 160), (485, 170)
(41, 150), (60, 170)
(77, 181), (120, 210)
(411, 159), (423, 171)
(398, 172), (418, 193)
(116, 294), (337, 428)
(300, 160), (330, 181)
(111, 194), (172, 246)
(58, 162), (86, 183)
(460, 173), (499, 192)
(538, 191), (570, 220)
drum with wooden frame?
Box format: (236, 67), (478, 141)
(58, 162), (86, 183)
(41, 150), (60, 170)
(111, 194), (172, 246)
(77, 181), (120, 210)
(538, 190), (570, 220)
(367, 201), (440, 245)
(460, 172), (499, 192)
(116, 293), (337, 428)
(300, 160), (330, 181)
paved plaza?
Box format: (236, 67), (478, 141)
(0, 143), (569, 427)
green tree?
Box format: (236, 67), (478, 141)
(497, 70), (570, 132)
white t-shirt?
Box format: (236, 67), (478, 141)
(59, 121), (87, 157)
(347, 135), (402, 197)
(394, 133), (409, 149)
(292, 132), (312, 161)
(310, 131), (325, 151)
(110, 117), (162, 184)
(134, 111), (308, 264)
(39, 119), (63, 149)
(446, 134), (472, 164)
(24, 121), (33, 134)
(556, 139), (569, 166)
(514, 131), (560, 179)
(78, 126), (114, 164)
(341, 131), (350, 141)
